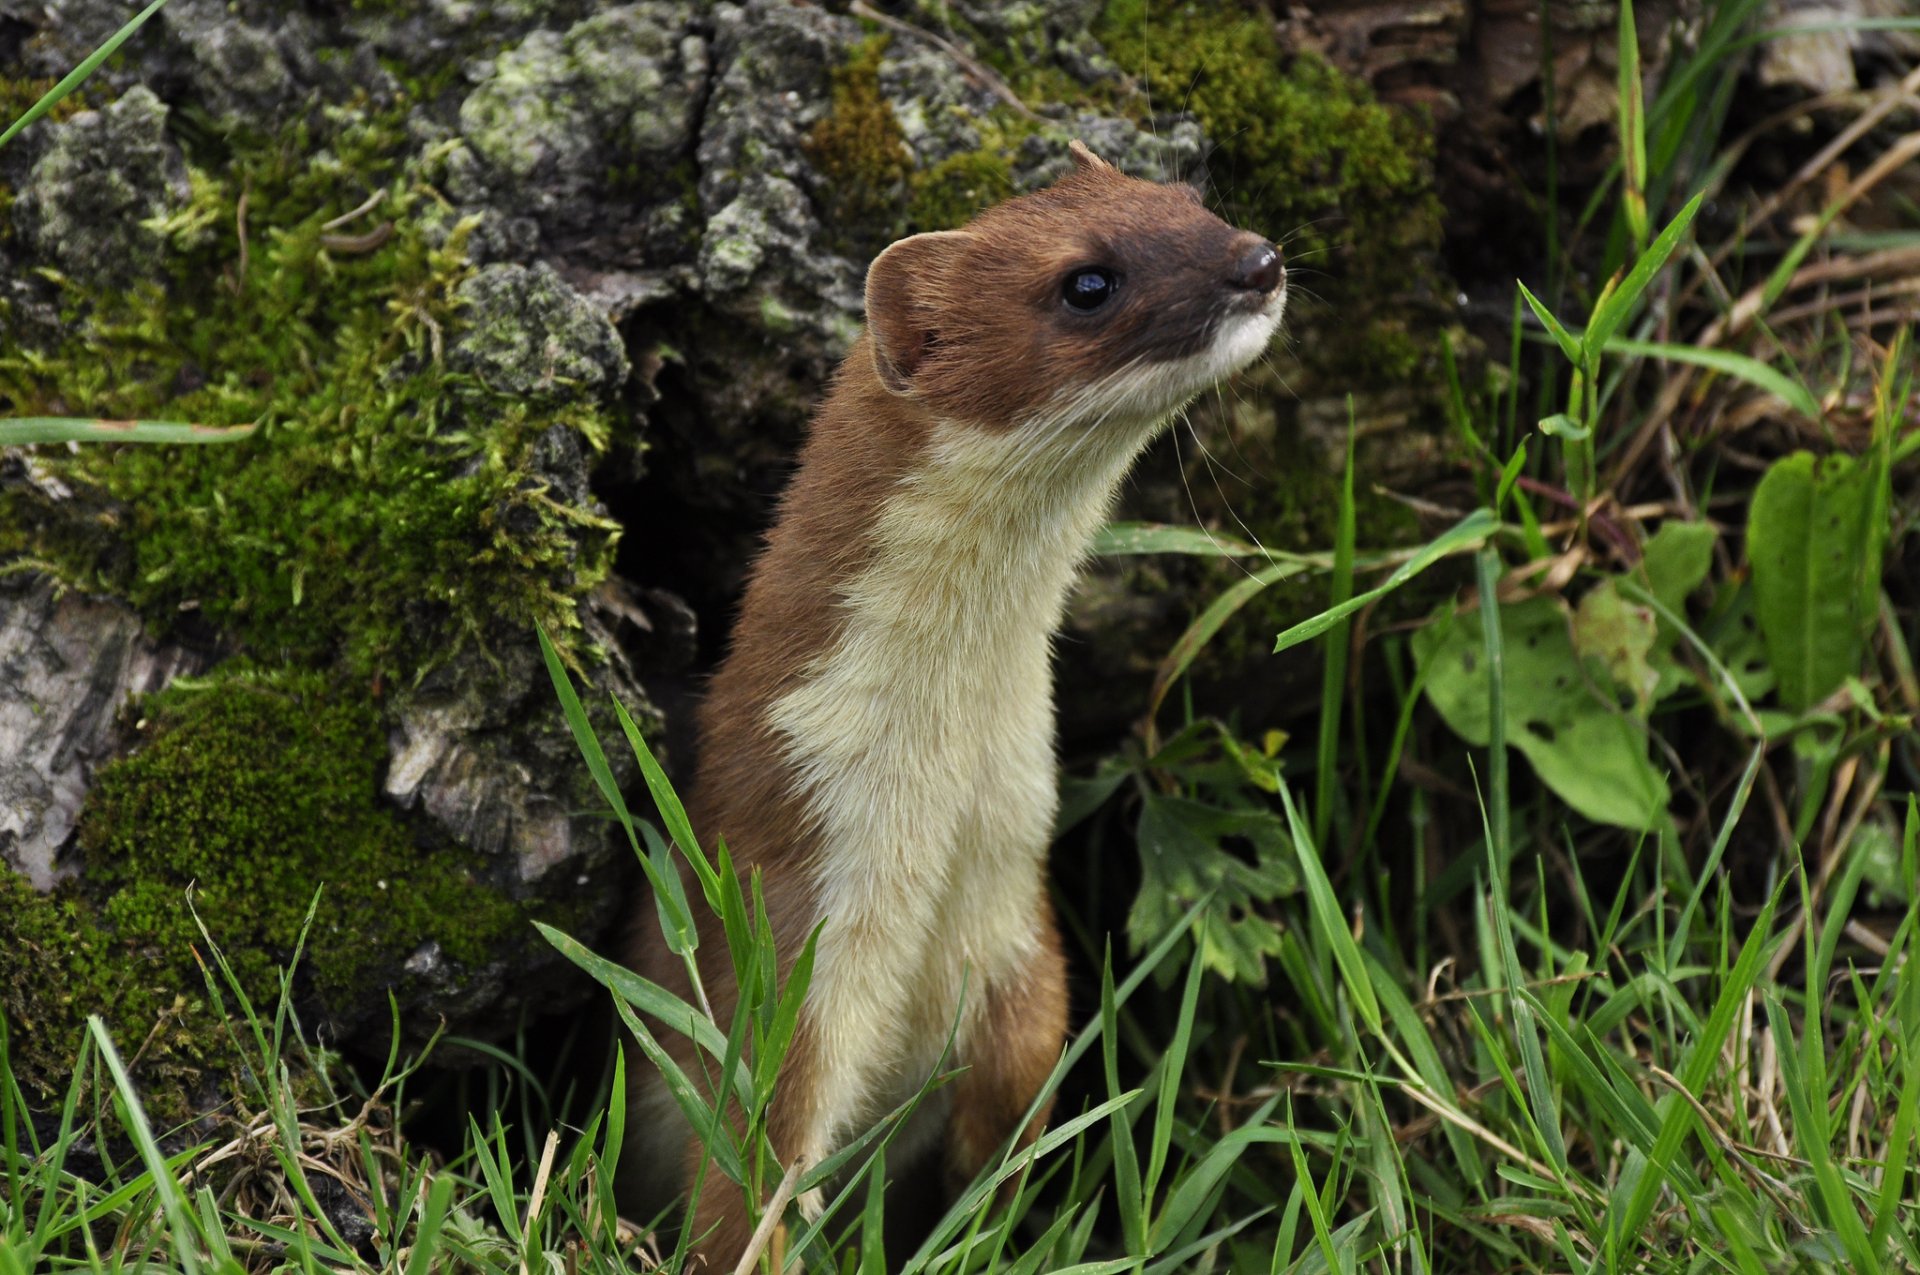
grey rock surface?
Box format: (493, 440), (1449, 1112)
(15, 87), (190, 286)
(451, 1), (710, 258)
(385, 596), (649, 901)
(0, 573), (208, 891)
(693, 0), (866, 350)
(158, 0), (306, 126)
(453, 262), (632, 397)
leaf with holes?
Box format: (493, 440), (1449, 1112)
(1415, 596), (1670, 831)
(1129, 793), (1298, 985)
(1747, 449), (1891, 711)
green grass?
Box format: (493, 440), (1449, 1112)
(5, 0), (1920, 1271)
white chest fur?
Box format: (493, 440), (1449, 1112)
(766, 415), (1151, 1158)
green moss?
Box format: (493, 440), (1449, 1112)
(0, 874), (211, 1119)
(86, 668), (521, 989)
(907, 139), (1018, 232)
(0, 90), (619, 681)
(808, 30), (1045, 242)
(804, 36), (914, 247)
(0, 667), (524, 1114)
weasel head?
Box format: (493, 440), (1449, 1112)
(863, 141), (1286, 436)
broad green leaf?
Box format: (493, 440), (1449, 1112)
(1054, 756), (1131, 836)
(1635, 520), (1719, 699)
(1638, 520), (1717, 614)
(1572, 580), (1661, 712)
(1, 417), (255, 445)
(1130, 793), (1297, 984)
(1416, 596), (1670, 830)
(1700, 583), (1777, 705)
(1746, 449), (1890, 710)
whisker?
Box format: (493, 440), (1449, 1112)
(1170, 407), (1268, 585)
(1184, 411), (1283, 570)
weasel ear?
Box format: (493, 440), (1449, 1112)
(1068, 139), (1113, 173)
(865, 230), (973, 396)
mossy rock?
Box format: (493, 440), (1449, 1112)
(1, 668), (529, 1117)
(0, 86), (625, 683)
(0, 73), (646, 1114)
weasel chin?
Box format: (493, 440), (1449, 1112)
(1206, 287), (1287, 384)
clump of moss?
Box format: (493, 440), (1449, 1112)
(0, 873), (220, 1120)
(1095, 3), (1437, 254)
(804, 36), (915, 247)
(0, 89), (620, 681)
(83, 669), (521, 994)
(805, 33), (1044, 243)
(907, 136), (1018, 231)
(0, 667), (523, 1113)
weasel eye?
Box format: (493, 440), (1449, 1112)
(1062, 267), (1117, 313)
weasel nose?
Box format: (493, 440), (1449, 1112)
(1230, 240), (1284, 294)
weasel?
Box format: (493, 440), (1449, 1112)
(624, 141), (1286, 1261)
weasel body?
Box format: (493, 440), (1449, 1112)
(625, 143), (1287, 1259)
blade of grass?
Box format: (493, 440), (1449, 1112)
(1150, 558), (1309, 724)
(1278, 781), (1380, 1034)
(1583, 193), (1706, 364)
(1313, 403), (1358, 850)
(1616, 0), (1648, 247)
(1607, 879), (1783, 1264)
(1274, 509), (1498, 655)
(401, 1175), (457, 1275)
(1516, 281), (1582, 365)
(0, 0), (173, 151)
(0, 418), (256, 445)
(86, 1017), (204, 1275)
(1144, 945), (1207, 1214)
(1092, 523), (1270, 558)
(1603, 337), (1820, 420)
(1100, 949), (1147, 1258)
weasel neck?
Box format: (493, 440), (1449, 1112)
(762, 389), (1164, 820)
(823, 401), (1162, 692)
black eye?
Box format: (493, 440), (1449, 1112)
(1062, 267), (1117, 313)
